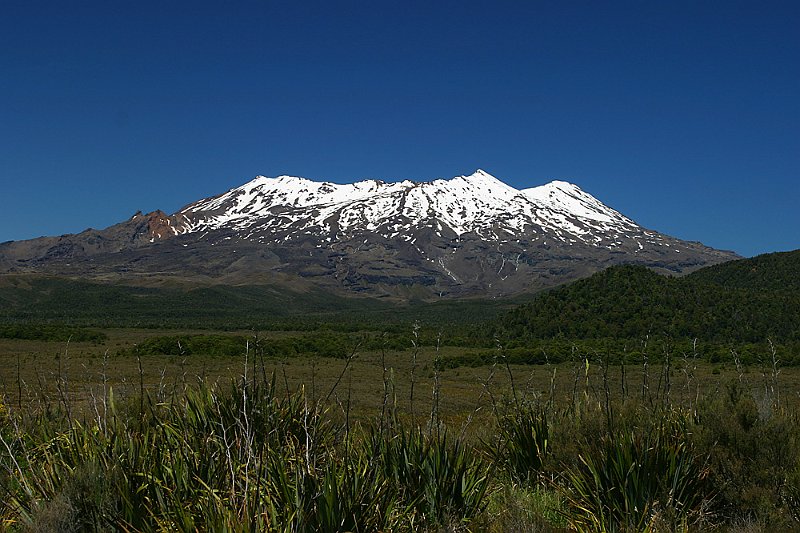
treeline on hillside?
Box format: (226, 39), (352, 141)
(122, 329), (499, 359)
(442, 337), (800, 368)
(501, 263), (800, 344)
(0, 278), (389, 329)
(0, 276), (510, 332)
(0, 324), (106, 343)
(125, 333), (355, 359)
(689, 249), (800, 292)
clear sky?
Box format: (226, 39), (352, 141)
(1, 1), (798, 257)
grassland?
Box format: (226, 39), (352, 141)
(3, 328), (800, 531)
(5, 328), (797, 418)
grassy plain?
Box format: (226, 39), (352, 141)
(3, 328), (799, 426)
(4, 328), (800, 531)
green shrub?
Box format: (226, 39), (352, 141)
(560, 414), (712, 531)
(372, 426), (491, 529)
(694, 380), (800, 526)
(487, 404), (549, 486)
(0, 324), (106, 343)
(4, 377), (496, 531)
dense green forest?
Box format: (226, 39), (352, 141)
(688, 249), (800, 292)
(502, 256), (800, 344)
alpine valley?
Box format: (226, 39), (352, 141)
(0, 170), (737, 298)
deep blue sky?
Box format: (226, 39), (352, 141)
(2, 1), (798, 257)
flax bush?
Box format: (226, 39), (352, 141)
(0, 375), (494, 532)
(559, 416), (712, 532)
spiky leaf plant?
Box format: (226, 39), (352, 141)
(561, 414), (711, 532)
(488, 404), (549, 486)
(373, 426), (491, 529)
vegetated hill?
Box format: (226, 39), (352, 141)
(687, 249), (800, 292)
(501, 250), (800, 344)
(0, 170), (736, 298)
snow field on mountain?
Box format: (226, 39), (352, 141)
(178, 170), (643, 245)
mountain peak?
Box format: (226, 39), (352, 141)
(457, 169), (504, 184)
(464, 168), (493, 179)
(0, 168), (738, 298)
(544, 179), (581, 190)
(178, 170), (639, 244)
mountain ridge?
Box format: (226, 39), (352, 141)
(175, 170), (644, 244)
(0, 170), (738, 297)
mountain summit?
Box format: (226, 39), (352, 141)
(0, 170), (737, 297)
(175, 170), (639, 246)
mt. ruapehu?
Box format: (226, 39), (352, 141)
(0, 170), (737, 297)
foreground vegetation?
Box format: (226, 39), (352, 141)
(3, 252), (800, 530)
(2, 335), (800, 531)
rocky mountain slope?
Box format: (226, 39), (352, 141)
(0, 170), (737, 297)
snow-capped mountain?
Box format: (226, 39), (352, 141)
(0, 170), (738, 297)
(175, 170), (640, 246)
